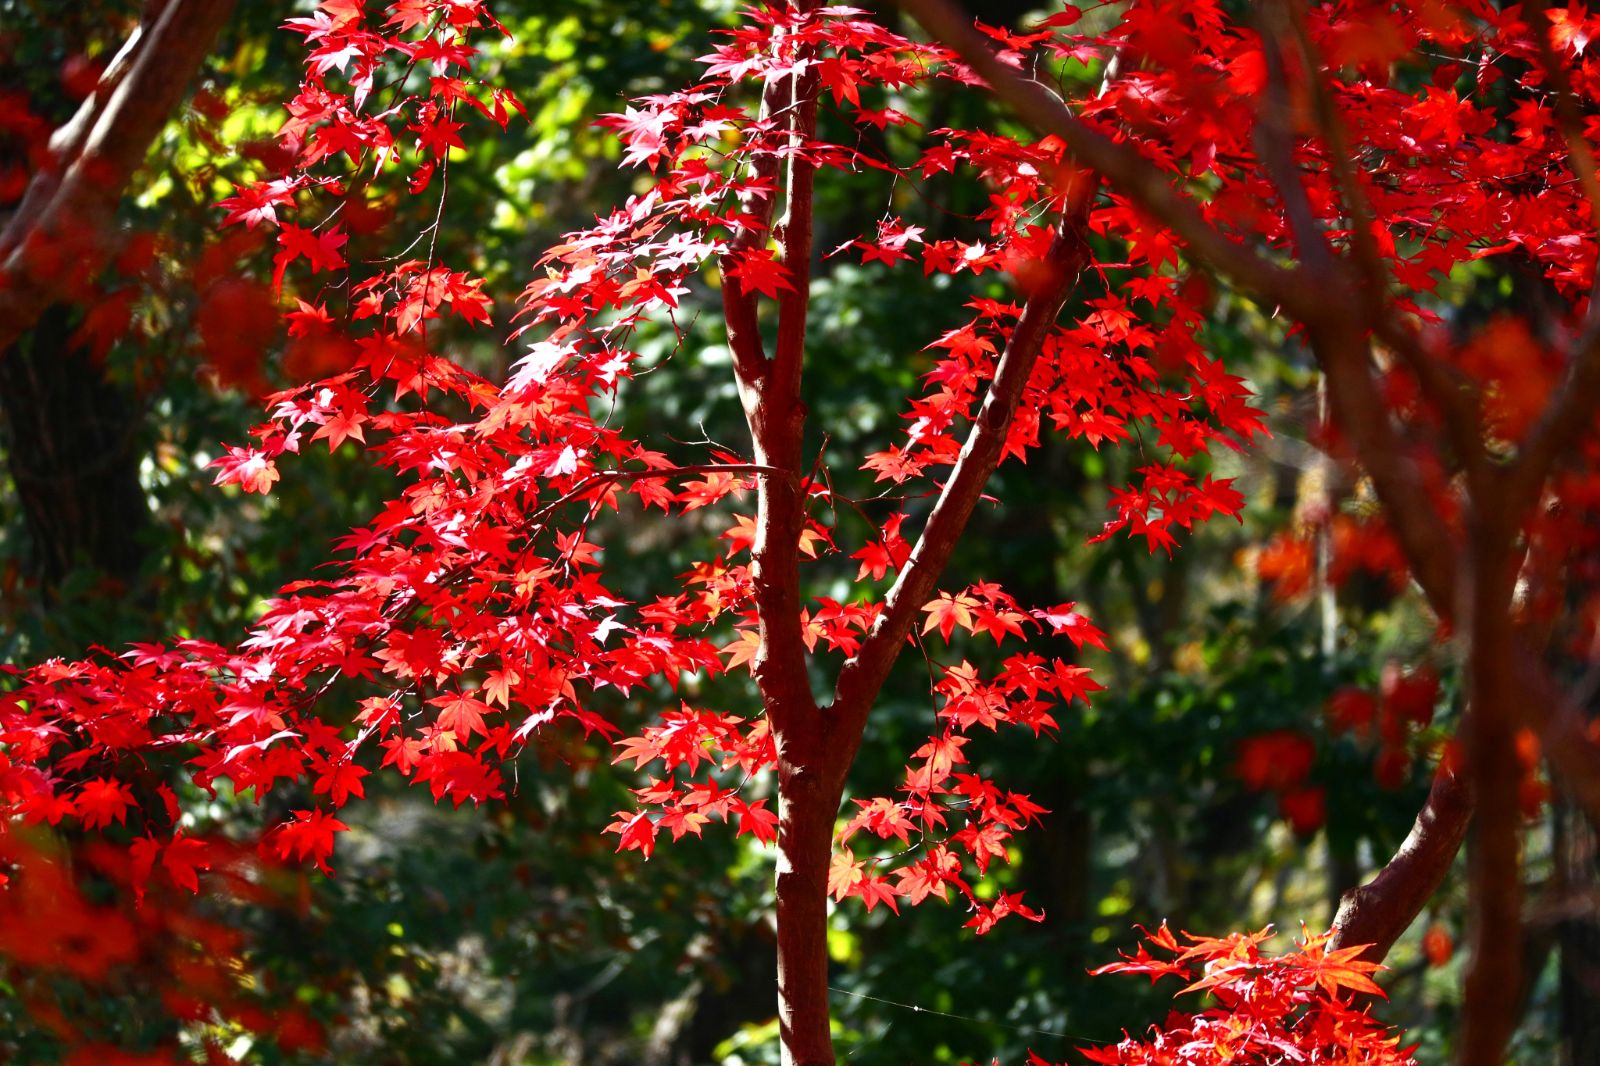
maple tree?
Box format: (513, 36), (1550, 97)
(895, 4), (1600, 1064)
(6, 0), (1600, 1063)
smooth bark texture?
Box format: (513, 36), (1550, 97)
(0, 0), (234, 354)
(1459, 526), (1525, 1066)
(773, 757), (843, 1066)
(1332, 769), (1472, 962)
(724, 5), (833, 1062)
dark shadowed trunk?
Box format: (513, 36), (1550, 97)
(0, 0), (233, 601)
(1557, 797), (1600, 1065)
(0, 304), (149, 590)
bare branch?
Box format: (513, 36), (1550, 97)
(1309, 322), (1460, 616)
(0, 0), (235, 354)
(1254, 3), (1340, 281)
(1331, 768), (1471, 961)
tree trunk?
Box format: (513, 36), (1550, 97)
(0, 304), (150, 590)
(774, 761), (839, 1066)
(0, 0), (235, 353)
(1557, 798), (1600, 1065)
(1458, 528), (1524, 1066)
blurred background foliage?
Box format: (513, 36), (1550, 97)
(0, 1), (1584, 1064)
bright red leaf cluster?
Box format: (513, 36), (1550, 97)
(1082, 924), (1415, 1065)
(0, 0), (1271, 935)
(9, 0), (1600, 1057)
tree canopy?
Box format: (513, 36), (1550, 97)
(4, 1), (1600, 1064)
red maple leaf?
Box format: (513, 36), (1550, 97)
(430, 691), (494, 740)
(76, 779), (134, 830)
(723, 247), (796, 298)
(268, 809), (350, 874)
(920, 590), (980, 641)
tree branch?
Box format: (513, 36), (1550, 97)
(772, 22), (821, 401)
(1525, 0), (1600, 232)
(895, 0), (1315, 320)
(720, 69), (790, 385)
(1309, 322), (1460, 616)
(1506, 337), (1600, 519)
(904, 0), (1600, 1000)
(1458, 527), (1525, 1066)
(1331, 768), (1471, 960)
(1504, 0), (1600, 516)
(1517, 648), (1600, 830)
(1261, 3), (1487, 487)
(827, 217), (1091, 778)
(1274, 0), (1387, 303)
(745, 0), (823, 744)
(1254, 3), (1340, 283)
(0, 0), (235, 355)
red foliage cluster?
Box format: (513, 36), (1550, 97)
(1255, 515), (1408, 602)
(0, 825), (320, 1059)
(1326, 662), (1458, 797)
(1235, 730), (1324, 834)
(0, 0), (1266, 934)
(1080, 924), (1415, 1065)
(8, 0), (1600, 1058)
